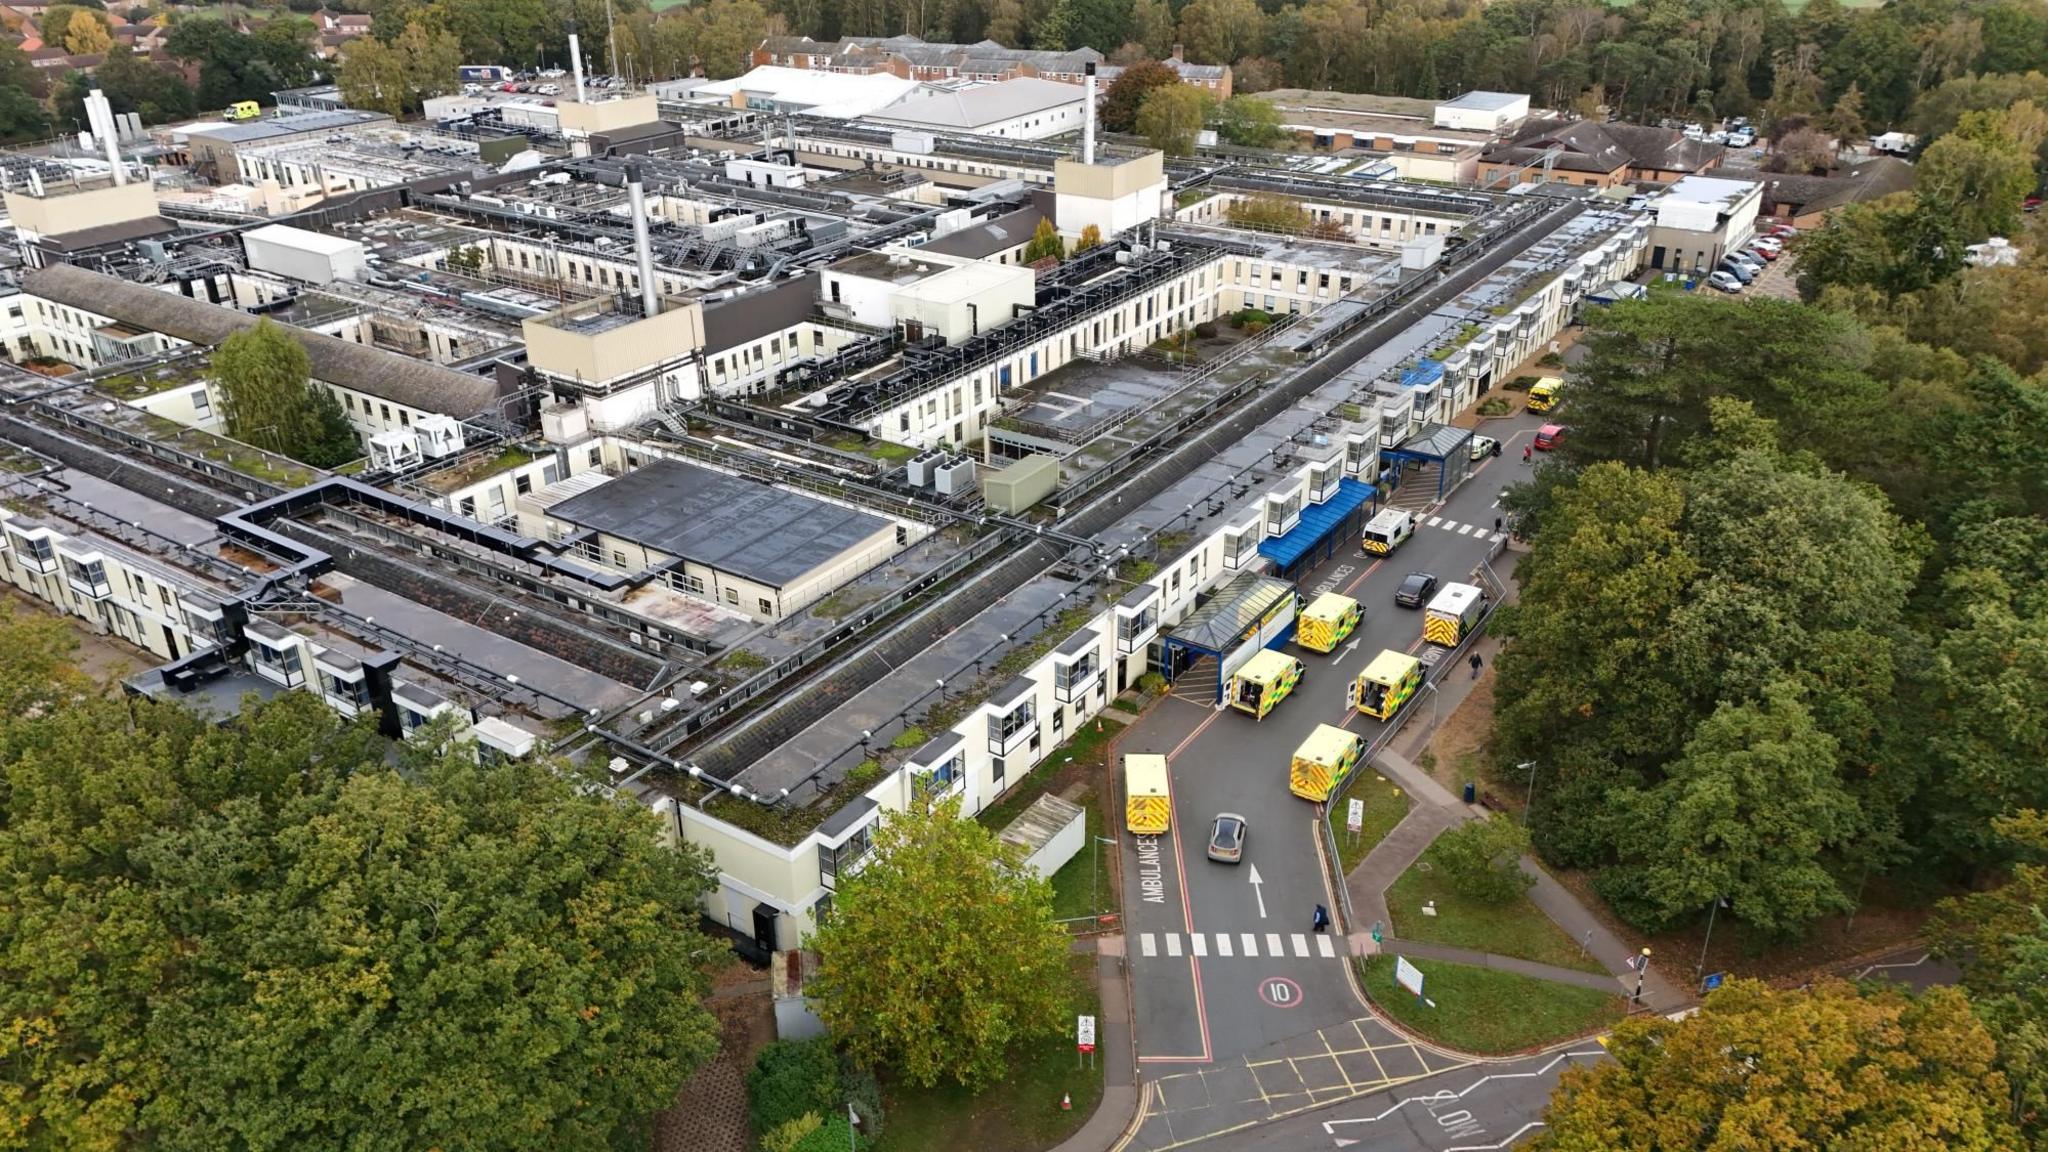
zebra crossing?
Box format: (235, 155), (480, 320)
(1422, 514), (1505, 543)
(1138, 930), (1344, 960)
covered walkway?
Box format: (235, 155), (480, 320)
(1257, 478), (1376, 583)
(1381, 423), (1474, 502)
(1160, 571), (1297, 705)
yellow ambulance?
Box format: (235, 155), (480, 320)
(1296, 592), (1361, 654)
(1290, 723), (1363, 802)
(1124, 753), (1171, 834)
(1228, 650), (1304, 720)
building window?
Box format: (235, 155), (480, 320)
(321, 671), (371, 710)
(724, 587), (739, 605)
(758, 596), (772, 615)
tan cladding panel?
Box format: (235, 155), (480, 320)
(1054, 151), (1165, 201)
(558, 93), (661, 135)
(523, 300), (706, 385)
(3, 181), (158, 239)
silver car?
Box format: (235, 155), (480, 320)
(1207, 813), (1247, 864)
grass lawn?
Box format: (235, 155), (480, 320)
(1047, 784), (1115, 923)
(1333, 772), (1413, 877)
(1358, 955), (1622, 1055)
(976, 718), (1119, 832)
(1387, 842), (1606, 974)
(875, 956), (1103, 1152)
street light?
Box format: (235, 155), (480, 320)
(1696, 896), (1728, 977)
(1518, 760), (1538, 825)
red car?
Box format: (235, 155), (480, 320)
(1534, 424), (1564, 451)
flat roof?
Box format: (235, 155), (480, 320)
(547, 459), (893, 589)
(244, 223), (360, 256)
(1663, 175), (1760, 206)
(179, 109), (387, 144)
(1439, 91), (1527, 112)
(870, 77), (1082, 130)
(829, 249), (947, 286)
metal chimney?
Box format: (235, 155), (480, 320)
(1082, 62), (1096, 165)
(625, 165), (661, 318)
(86, 89), (125, 185)
(568, 21), (587, 103)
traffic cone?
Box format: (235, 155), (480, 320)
(1061, 1093), (1071, 1111)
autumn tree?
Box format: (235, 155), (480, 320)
(1020, 217), (1064, 263)
(1175, 0), (1263, 65)
(1136, 82), (1213, 155)
(807, 800), (1072, 1090)
(1075, 223), (1102, 251)
(1532, 979), (2022, 1150)
(212, 319), (361, 467)
(1125, 0), (1173, 59)
(1099, 58), (1177, 134)
(62, 8), (111, 54)
(336, 18), (460, 117)
(1917, 103), (2044, 241)
(0, 690), (726, 1151)
(1429, 816), (1533, 904)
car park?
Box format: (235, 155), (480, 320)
(1207, 814), (1247, 864)
(1395, 572), (1439, 608)
(1708, 270), (1744, 293)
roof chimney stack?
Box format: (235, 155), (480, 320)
(569, 21), (587, 103)
(1082, 62), (1096, 165)
(625, 164), (661, 319)
(85, 89), (125, 186)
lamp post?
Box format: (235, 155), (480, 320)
(1631, 947), (1652, 1006)
(1696, 896), (1727, 977)
(1518, 760), (1537, 825)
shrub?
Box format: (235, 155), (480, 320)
(1432, 816), (1536, 904)
(1135, 672), (1168, 695)
(1194, 321), (1219, 339)
(1477, 396), (1513, 417)
(790, 1115), (868, 1152)
(762, 1113), (824, 1152)
(839, 1061), (886, 1144)
(747, 1039), (840, 1137)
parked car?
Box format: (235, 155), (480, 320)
(1766, 223), (1798, 238)
(1746, 245), (1780, 262)
(1752, 237), (1784, 254)
(1469, 434), (1499, 461)
(1718, 260), (1757, 284)
(1708, 269), (1745, 293)
(1727, 249), (1766, 271)
(1395, 572), (1439, 608)
(1534, 424), (1565, 451)
(1207, 814), (1247, 864)
(1728, 130), (1756, 147)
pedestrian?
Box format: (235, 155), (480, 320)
(1494, 516), (1503, 535)
(1522, 444), (1533, 464)
(1469, 652), (1483, 679)
(1312, 904), (1331, 934)
(1490, 439), (1502, 458)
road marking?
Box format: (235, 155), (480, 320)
(1322, 1050), (1606, 1141)
(1490, 533), (1505, 543)
(1333, 638), (1361, 665)
(1243, 932), (1259, 956)
(1458, 523), (1476, 535)
(1248, 862), (1268, 918)
(1166, 933), (1183, 957)
(1141, 932), (1157, 957)
(1425, 516), (1442, 527)
(1191, 933), (1208, 957)
(1216, 933), (1233, 957)
(1318, 934), (1337, 958)
(1293, 933), (1311, 957)
(1267, 933), (1284, 956)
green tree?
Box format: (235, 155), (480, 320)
(1795, 192), (1966, 300)
(1429, 816), (1534, 904)
(1609, 683), (1859, 934)
(1918, 104), (2045, 242)
(1137, 82), (1215, 156)
(1175, 0), (1263, 65)
(0, 43), (49, 143)
(1126, 0), (1174, 58)
(1214, 94), (1282, 147)
(1099, 58), (1177, 134)
(166, 15), (318, 108)
(0, 691), (725, 1151)
(336, 18), (458, 116)
(1532, 979), (2021, 1151)
(807, 800), (1071, 1090)
(54, 47), (197, 127)
(212, 319), (360, 467)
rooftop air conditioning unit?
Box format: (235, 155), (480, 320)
(906, 448), (945, 487)
(933, 454), (976, 497)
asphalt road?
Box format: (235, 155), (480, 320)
(1124, 410), (1546, 1060)
(1213, 1046), (1608, 1152)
